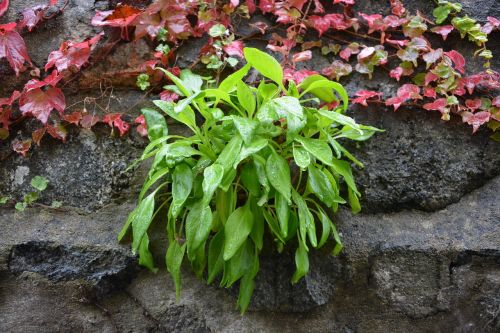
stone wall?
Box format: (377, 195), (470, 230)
(1, 1), (499, 332)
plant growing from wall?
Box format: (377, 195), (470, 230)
(119, 48), (381, 312)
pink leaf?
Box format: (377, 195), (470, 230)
(352, 90), (382, 106)
(444, 50), (465, 74)
(430, 25), (453, 40)
(397, 83), (421, 100)
(12, 139), (32, 157)
(422, 48), (443, 68)
(462, 111), (490, 133)
(223, 40), (244, 58)
(492, 96), (500, 107)
(385, 37), (409, 47)
(465, 98), (482, 111)
(0, 0), (8, 17)
(308, 15), (330, 36)
(0, 23), (31, 75)
(385, 96), (405, 111)
(45, 34), (102, 72)
(103, 113), (130, 136)
(423, 98), (447, 113)
(19, 85), (65, 124)
(389, 67), (403, 81)
(423, 87), (436, 98)
(359, 13), (385, 34)
(292, 50), (312, 63)
(284, 68), (317, 84)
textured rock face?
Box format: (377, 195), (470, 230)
(1, 0), (499, 332)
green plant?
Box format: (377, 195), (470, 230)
(119, 47), (381, 313)
(14, 175), (49, 212)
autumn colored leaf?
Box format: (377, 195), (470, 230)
(423, 87), (436, 98)
(385, 37), (409, 47)
(32, 127), (46, 145)
(0, 108), (11, 131)
(390, 0), (406, 17)
(431, 25), (453, 40)
(103, 113), (130, 136)
(325, 13), (352, 30)
(292, 50), (312, 63)
(465, 99), (481, 111)
(0, 0), (8, 17)
(0, 90), (20, 107)
(258, 0), (275, 14)
(92, 5), (142, 28)
(19, 71), (65, 124)
(389, 67), (403, 81)
(422, 48), (443, 68)
(444, 50), (465, 74)
(493, 96), (500, 107)
(80, 114), (100, 129)
(359, 13), (385, 34)
(0, 23), (31, 75)
(333, 0), (355, 4)
(47, 122), (68, 142)
(339, 43), (359, 61)
(284, 68), (317, 84)
(462, 111), (490, 133)
(322, 60), (352, 81)
(45, 34), (102, 72)
(223, 40), (244, 58)
(62, 111), (82, 125)
(18, 5), (48, 31)
(12, 139), (32, 156)
(308, 15), (330, 36)
(135, 115), (148, 137)
(352, 90), (383, 106)
(386, 84), (421, 111)
(423, 98), (447, 113)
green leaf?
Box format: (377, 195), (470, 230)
(171, 163), (193, 219)
(266, 152), (292, 203)
(24, 191), (39, 204)
(219, 64), (251, 92)
(142, 108), (168, 141)
(156, 67), (191, 97)
(15, 202), (27, 212)
(138, 234), (157, 272)
(262, 208), (285, 243)
(31, 176), (48, 191)
(298, 75), (336, 103)
(207, 230), (225, 284)
(153, 100), (196, 129)
(240, 163), (261, 197)
(222, 239), (254, 287)
(244, 47), (284, 89)
(237, 81), (256, 116)
(234, 138), (268, 167)
(348, 187), (361, 214)
(223, 202), (254, 261)
(208, 24), (227, 37)
(433, 6), (451, 24)
(292, 190), (317, 248)
(257, 82), (279, 102)
(185, 202), (213, 258)
(291, 238), (309, 284)
(229, 116), (259, 146)
(317, 210), (331, 248)
(307, 164), (337, 207)
(0, 196), (9, 204)
(299, 77), (349, 111)
(237, 253), (259, 314)
(331, 223), (343, 256)
(249, 198), (264, 251)
(317, 109), (361, 132)
(131, 191), (157, 253)
(166, 240), (186, 299)
(331, 159), (360, 196)
(275, 192), (289, 238)
(136, 73), (150, 90)
(258, 96), (306, 137)
(216, 135), (243, 171)
(295, 137), (333, 166)
(202, 164), (224, 204)
(180, 69), (203, 94)
(293, 144), (311, 170)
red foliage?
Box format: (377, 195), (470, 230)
(45, 34), (102, 72)
(0, 23), (31, 75)
(352, 90), (383, 106)
(0, 0), (8, 17)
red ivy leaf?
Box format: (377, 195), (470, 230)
(492, 96), (500, 107)
(32, 127), (46, 146)
(422, 48), (443, 68)
(390, 0), (406, 17)
(424, 72), (439, 86)
(91, 5), (142, 28)
(423, 87), (436, 98)
(389, 67), (403, 81)
(352, 90), (382, 106)
(308, 15), (330, 36)
(333, 0), (355, 4)
(386, 37), (409, 47)
(423, 98), (447, 113)
(339, 43), (359, 61)
(223, 40), (244, 58)
(292, 50), (312, 63)
(19, 5), (48, 31)
(431, 25), (454, 40)
(80, 114), (99, 129)
(325, 13), (352, 30)
(0, 0), (8, 17)
(397, 83), (421, 100)
(359, 13), (385, 34)
(0, 90), (20, 107)
(62, 111), (82, 125)
(46, 122), (67, 142)
(259, 0), (275, 14)
(0, 107), (11, 130)
(45, 34), (102, 72)
(444, 50), (465, 74)
(462, 111), (490, 133)
(284, 68), (317, 84)
(465, 98), (482, 111)
(322, 60), (352, 81)
(385, 96), (405, 111)
(12, 139), (32, 156)
(134, 115), (148, 137)
(0, 23), (31, 75)
(103, 113), (130, 136)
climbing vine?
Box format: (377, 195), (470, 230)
(0, 0), (499, 157)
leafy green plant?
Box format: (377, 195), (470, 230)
(14, 175), (49, 212)
(119, 47), (381, 313)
